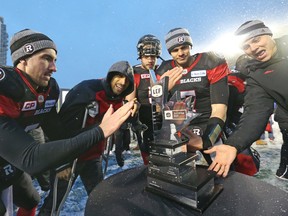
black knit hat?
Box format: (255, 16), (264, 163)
(235, 20), (272, 41)
(10, 29), (57, 66)
(165, 28), (193, 53)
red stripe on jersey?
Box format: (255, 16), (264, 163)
(207, 63), (229, 84)
(15, 68), (51, 100)
(0, 95), (21, 118)
(134, 74), (141, 88)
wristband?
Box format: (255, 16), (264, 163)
(202, 117), (225, 150)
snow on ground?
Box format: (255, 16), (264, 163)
(33, 121), (287, 215)
(35, 141), (144, 216)
(252, 121), (288, 192)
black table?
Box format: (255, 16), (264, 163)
(85, 166), (288, 216)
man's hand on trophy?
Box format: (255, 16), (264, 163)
(124, 98), (139, 117)
(160, 67), (183, 91)
(131, 98), (140, 117)
(204, 144), (237, 177)
(185, 130), (203, 152)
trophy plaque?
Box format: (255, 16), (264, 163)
(145, 70), (223, 213)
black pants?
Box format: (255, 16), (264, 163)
(279, 125), (288, 169)
(114, 128), (131, 153)
(138, 105), (153, 153)
(0, 172), (40, 215)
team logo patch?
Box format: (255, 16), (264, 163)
(191, 70), (206, 77)
(151, 85), (163, 97)
(45, 100), (56, 108)
(141, 74), (150, 79)
(23, 44), (35, 54)
(0, 68), (5, 81)
(182, 69), (188, 75)
(88, 101), (99, 118)
(22, 101), (37, 111)
(177, 36), (185, 44)
(38, 95), (45, 103)
(164, 110), (187, 120)
(189, 126), (203, 136)
(264, 70), (274, 74)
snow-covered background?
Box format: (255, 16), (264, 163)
(31, 119), (287, 216)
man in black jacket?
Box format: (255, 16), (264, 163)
(204, 20), (288, 177)
(0, 29), (134, 216)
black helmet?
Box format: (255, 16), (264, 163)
(137, 34), (161, 59)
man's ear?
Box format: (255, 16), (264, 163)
(19, 59), (27, 65)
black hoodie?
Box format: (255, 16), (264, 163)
(59, 61), (134, 137)
(102, 60), (134, 100)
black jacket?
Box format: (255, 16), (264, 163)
(227, 35), (288, 152)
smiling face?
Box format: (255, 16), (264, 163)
(241, 35), (277, 62)
(170, 45), (192, 68)
(20, 48), (57, 87)
(110, 74), (130, 95)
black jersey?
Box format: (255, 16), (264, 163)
(0, 66), (61, 137)
(133, 65), (152, 105)
(0, 66), (104, 182)
(156, 52), (229, 122)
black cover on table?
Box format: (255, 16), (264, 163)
(85, 166), (288, 216)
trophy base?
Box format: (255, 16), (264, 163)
(148, 152), (198, 183)
(146, 166), (223, 213)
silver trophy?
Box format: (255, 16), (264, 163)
(146, 70), (223, 213)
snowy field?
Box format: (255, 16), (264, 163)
(252, 123), (288, 192)
(35, 144), (144, 216)
(32, 121), (287, 216)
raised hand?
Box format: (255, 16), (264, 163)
(160, 67), (183, 91)
(100, 101), (134, 138)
